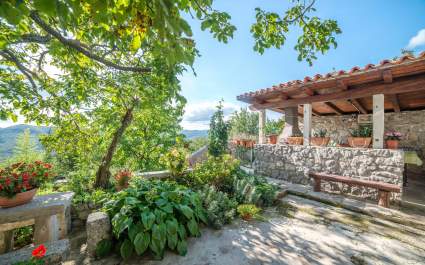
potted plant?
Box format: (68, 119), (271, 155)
(0, 161), (53, 208)
(114, 169), (132, 191)
(237, 204), (261, 221)
(265, 118), (284, 144)
(287, 132), (303, 145)
(348, 125), (372, 148)
(385, 131), (402, 149)
(311, 128), (330, 147)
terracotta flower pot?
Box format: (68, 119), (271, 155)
(287, 137), (303, 145)
(310, 137), (330, 147)
(347, 137), (372, 148)
(267, 134), (278, 145)
(0, 188), (37, 208)
(241, 214), (253, 221)
(245, 140), (256, 148)
(386, 140), (399, 149)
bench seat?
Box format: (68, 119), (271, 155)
(309, 172), (401, 207)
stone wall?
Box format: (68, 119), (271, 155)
(311, 110), (425, 173)
(253, 144), (404, 201)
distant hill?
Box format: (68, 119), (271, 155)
(0, 125), (51, 159)
(0, 125), (207, 159)
(182, 130), (208, 139)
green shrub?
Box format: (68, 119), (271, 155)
(191, 154), (239, 192)
(103, 179), (207, 259)
(233, 170), (278, 207)
(199, 185), (238, 229)
(237, 204), (260, 221)
(160, 146), (188, 177)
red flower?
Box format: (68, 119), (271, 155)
(32, 244), (46, 259)
(44, 172), (49, 177)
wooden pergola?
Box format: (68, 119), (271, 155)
(237, 52), (425, 148)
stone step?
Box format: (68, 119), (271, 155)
(268, 178), (425, 232)
(0, 239), (70, 265)
(280, 195), (425, 251)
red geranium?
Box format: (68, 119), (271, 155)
(32, 244), (46, 259)
(0, 161), (55, 198)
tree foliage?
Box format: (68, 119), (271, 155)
(228, 108), (259, 140)
(208, 101), (228, 157)
(0, 0), (341, 188)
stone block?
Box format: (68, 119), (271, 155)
(86, 211), (112, 257)
(0, 239), (70, 265)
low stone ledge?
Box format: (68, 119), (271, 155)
(86, 212), (111, 257)
(0, 239), (70, 265)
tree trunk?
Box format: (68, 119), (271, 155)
(94, 105), (135, 189)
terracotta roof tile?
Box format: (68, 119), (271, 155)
(237, 52), (425, 100)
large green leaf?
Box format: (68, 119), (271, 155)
(120, 239), (134, 260)
(134, 232), (150, 255)
(33, 0), (57, 17)
(177, 223), (187, 240)
(128, 222), (144, 243)
(176, 239), (188, 256)
(179, 205), (194, 219)
(167, 232), (178, 250)
(141, 211), (155, 230)
(187, 218), (200, 237)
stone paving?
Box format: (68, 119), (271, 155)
(64, 195), (425, 265)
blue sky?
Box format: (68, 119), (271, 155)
(180, 0), (425, 129)
(1, 0), (425, 129)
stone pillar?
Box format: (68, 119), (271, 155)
(34, 215), (59, 244)
(86, 212), (111, 257)
(303, 104), (312, 146)
(280, 107), (302, 140)
(373, 94), (385, 149)
(258, 109), (266, 144)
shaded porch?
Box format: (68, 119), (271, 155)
(237, 52), (425, 209)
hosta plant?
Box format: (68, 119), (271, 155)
(198, 185), (238, 229)
(0, 161), (54, 198)
(104, 179), (207, 260)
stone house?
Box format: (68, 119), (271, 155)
(237, 52), (425, 208)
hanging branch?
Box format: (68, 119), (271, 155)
(29, 11), (152, 73)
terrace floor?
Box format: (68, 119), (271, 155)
(64, 195), (425, 265)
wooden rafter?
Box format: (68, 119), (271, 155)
(348, 99), (368, 114)
(383, 69), (393, 83)
(324, 102), (343, 115)
(388, 94), (401, 112)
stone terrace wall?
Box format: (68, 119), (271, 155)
(254, 145), (404, 201)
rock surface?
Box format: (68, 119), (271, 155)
(254, 144), (404, 201)
(86, 212), (111, 257)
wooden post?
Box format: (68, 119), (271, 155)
(373, 94), (385, 149)
(303, 104), (312, 146)
(378, 190), (390, 208)
(258, 109), (266, 144)
(313, 177), (321, 192)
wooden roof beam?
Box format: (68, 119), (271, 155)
(324, 102), (344, 115)
(388, 94), (401, 112)
(383, 70), (393, 83)
(348, 99), (368, 114)
(253, 75), (425, 109)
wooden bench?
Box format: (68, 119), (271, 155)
(309, 172), (401, 208)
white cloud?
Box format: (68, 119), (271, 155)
(407, 29), (425, 50)
(181, 101), (241, 130)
